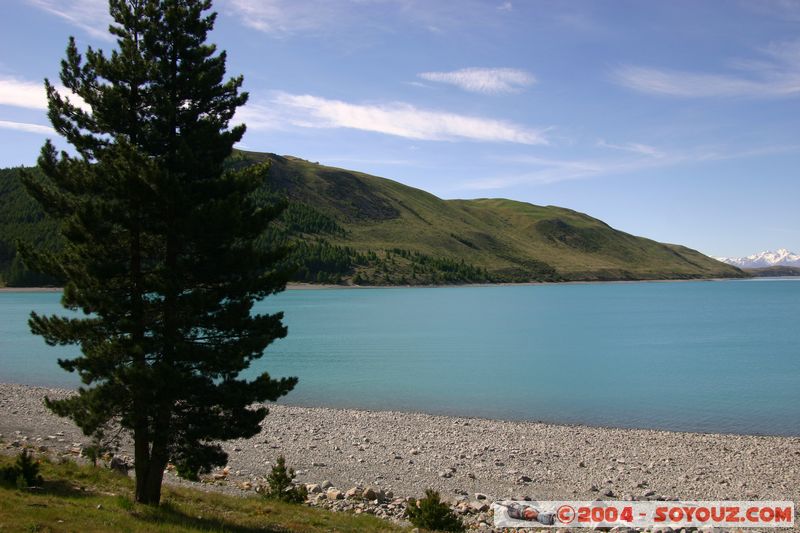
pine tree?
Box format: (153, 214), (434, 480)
(21, 0), (296, 505)
(264, 455), (307, 503)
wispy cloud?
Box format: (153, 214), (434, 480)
(597, 139), (664, 158)
(25, 0), (112, 40)
(418, 67), (535, 95)
(465, 143), (800, 189)
(465, 155), (657, 189)
(225, 0), (339, 35)
(239, 92), (548, 145)
(225, 0), (512, 37)
(498, 2), (513, 12)
(0, 120), (55, 135)
(614, 40), (800, 98)
(0, 76), (89, 112)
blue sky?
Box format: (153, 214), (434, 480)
(1, 0), (799, 258)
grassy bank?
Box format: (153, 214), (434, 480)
(0, 454), (407, 533)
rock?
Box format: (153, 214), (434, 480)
(109, 456), (129, 474)
(603, 488), (614, 497)
(517, 475), (532, 483)
(345, 487), (361, 499)
(321, 480), (333, 489)
(470, 501), (490, 513)
(362, 486), (381, 501)
(475, 492), (488, 500)
(312, 461), (326, 467)
(306, 483), (322, 493)
(438, 470), (453, 478)
(326, 489), (343, 500)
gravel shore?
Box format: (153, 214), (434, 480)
(2, 383), (798, 530)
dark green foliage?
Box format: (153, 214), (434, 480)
(83, 440), (106, 468)
(405, 489), (465, 532)
(0, 168), (62, 286)
(1, 450), (43, 488)
(290, 239), (368, 283)
(25, 0), (295, 506)
(281, 202), (346, 237)
(263, 456), (307, 503)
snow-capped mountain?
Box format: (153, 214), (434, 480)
(715, 248), (800, 268)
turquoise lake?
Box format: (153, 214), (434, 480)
(1, 279), (799, 436)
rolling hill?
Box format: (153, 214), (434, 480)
(0, 150), (745, 286)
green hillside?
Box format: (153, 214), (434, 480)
(229, 150), (744, 284)
(0, 151), (745, 286)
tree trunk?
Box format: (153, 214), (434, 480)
(133, 421), (154, 504)
(134, 429), (168, 505)
(139, 457), (167, 505)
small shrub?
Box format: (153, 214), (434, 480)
(263, 455), (307, 503)
(174, 460), (200, 481)
(83, 432), (111, 468)
(1, 450), (43, 488)
(406, 489), (465, 532)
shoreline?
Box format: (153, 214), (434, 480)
(0, 276), (755, 293)
(7, 382), (797, 439)
(2, 382), (798, 518)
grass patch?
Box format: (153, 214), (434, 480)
(0, 454), (408, 532)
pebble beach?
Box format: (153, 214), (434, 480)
(1, 383), (798, 530)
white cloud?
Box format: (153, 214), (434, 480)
(597, 139), (664, 158)
(224, 0), (512, 37)
(225, 0), (338, 35)
(418, 67), (535, 94)
(614, 40), (800, 98)
(0, 78), (48, 110)
(0, 76), (89, 112)
(239, 92), (548, 145)
(498, 2), (513, 11)
(0, 120), (55, 135)
(25, 0), (113, 40)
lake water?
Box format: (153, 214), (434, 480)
(1, 279), (799, 436)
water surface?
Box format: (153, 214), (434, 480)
(2, 279), (798, 435)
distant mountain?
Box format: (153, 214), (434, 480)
(743, 265), (800, 277)
(716, 248), (800, 269)
(0, 151), (746, 286)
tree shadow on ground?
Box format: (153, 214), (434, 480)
(133, 501), (290, 533)
(26, 479), (99, 499)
